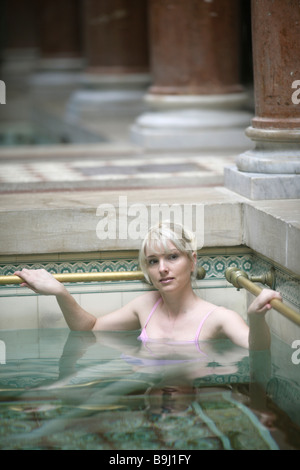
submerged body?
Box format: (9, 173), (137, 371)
(1, 327), (288, 450)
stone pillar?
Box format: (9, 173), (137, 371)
(225, 0), (300, 199)
(147, 0), (243, 97)
(79, 0), (150, 88)
(35, 0), (83, 71)
(84, 0), (148, 72)
(2, 0), (37, 50)
(66, 0), (151, 139)
(0, 0), (39, 128)
(131, 0), (251, 149)
(1, 0), (38, 81)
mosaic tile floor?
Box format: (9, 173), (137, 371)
(0, 78), (242, 193)
(0, 151), (236, 192)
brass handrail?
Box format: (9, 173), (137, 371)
(225, 267), (300, 327)
(0, 266), (206, 286)
(0, 271), (145, 285)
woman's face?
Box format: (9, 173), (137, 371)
(145, 241), (196, 292)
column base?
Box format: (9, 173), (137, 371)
(224, 165), (300, 200)
(236, 127), (300, 174)
(1, 48), (39, 85)
(37, 57), (84, 71)
(130, 108), (252, 150)
(144, 91), (250, 110)
(79, 72), (151, 90)
(29, 57), (85, 90)
(65, 73), (151, 123)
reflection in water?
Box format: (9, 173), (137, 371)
(0, 329), (299, 450)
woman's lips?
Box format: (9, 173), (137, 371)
(159, 277), (174, 284)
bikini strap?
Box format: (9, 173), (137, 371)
(194, 307), (218, 343)
(144, 297), (162, 329)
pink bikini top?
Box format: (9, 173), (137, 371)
(137, 297), (217, 347)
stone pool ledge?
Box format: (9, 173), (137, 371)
(0, 186), (299, 278)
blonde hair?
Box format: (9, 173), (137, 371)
(139, 221), (197, 284)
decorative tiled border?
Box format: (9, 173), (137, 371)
(0, 247), (252, 284)
(249, 251), (300, 312)
(0, 247), (299, 310)
(0, 258), (139, 278)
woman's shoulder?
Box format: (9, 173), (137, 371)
(197, 301), (236, 325)
(205, 303), (239, 318)
(205, 303), (247, 330)
(133, 290), (161, 308)
(131, 290), (161, 317)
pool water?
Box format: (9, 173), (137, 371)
(0, 328), (300, 450)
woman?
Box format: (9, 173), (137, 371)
(14, 221), (281, 350)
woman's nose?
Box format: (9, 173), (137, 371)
(159, 259), (168, 273)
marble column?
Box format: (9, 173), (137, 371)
(0, 0), (39, 128)
(1, 0), (38, 81)
(35, 0), (83, 71)
(131, 0), (252, 149)
(66, 0), (151, 133)
(225, 0), (300, 199)
(83, 0), (149, 77)
(79, 0), (150, 90)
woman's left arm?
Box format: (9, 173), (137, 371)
(247, 289), (282, 351)
(219, 288), (282, 350)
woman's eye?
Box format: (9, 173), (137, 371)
(148, 259), (158, 265)
(169, 253), (179, 260)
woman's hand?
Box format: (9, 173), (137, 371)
(14, 268), (64, 296)
(247, 288), (282, 316)
(14, 268), (98, 331)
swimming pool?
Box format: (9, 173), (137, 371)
(0, 327), (299, 451)
(0, 247), (299, 451)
